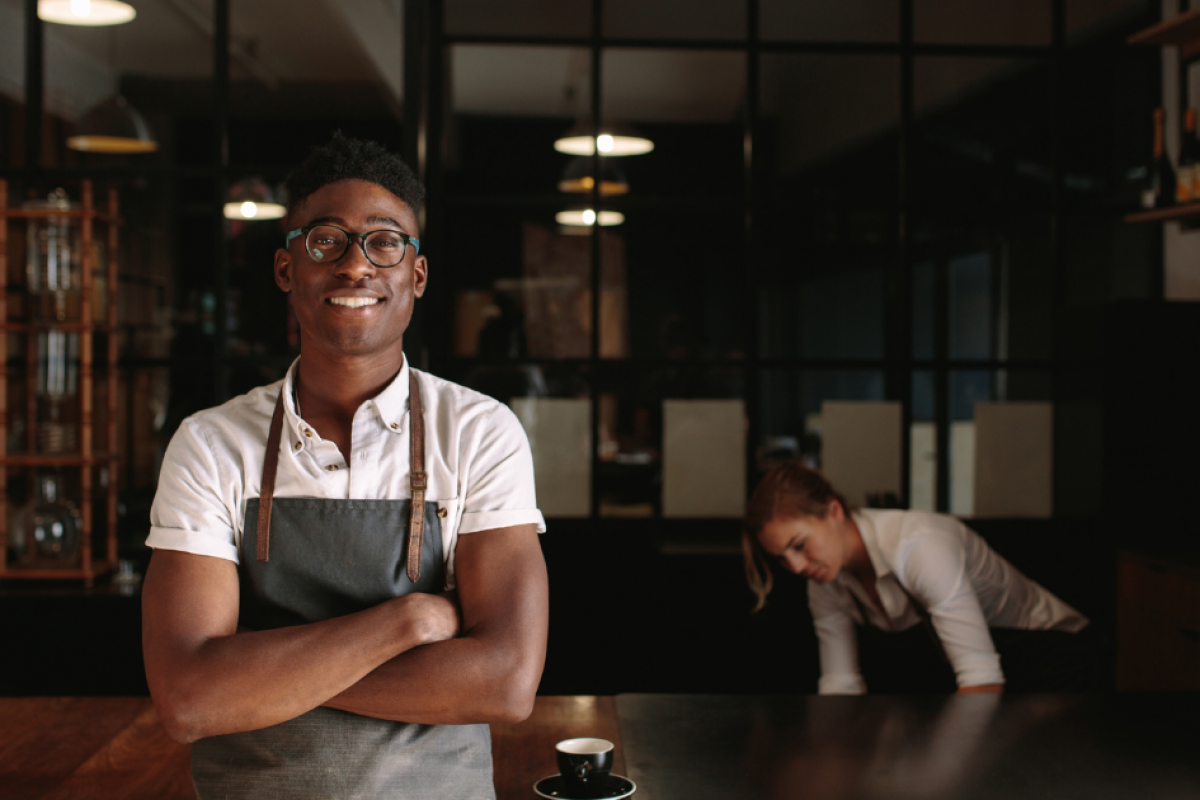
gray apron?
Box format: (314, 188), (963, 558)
(191, 371), (495, 799)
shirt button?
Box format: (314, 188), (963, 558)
(389, 422), (399, 430)
(437, 508), (448, 518)
(326, 464), (339, 472)
(293, 441), (302, 451)
(304, 428), (313, 437)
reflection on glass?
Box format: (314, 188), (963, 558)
(445, 0), (591, 38)
(604, 0), (745, 40)
(761, 0), (899, 42)
(915, 0), (1051, 45)
(949, 251), (992, 360)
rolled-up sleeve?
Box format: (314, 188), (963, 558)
(457, 404), (546, 535)
(809, 581), (867, 695)
(897, 535), (1004, 688)
(146, 418), (241, 563)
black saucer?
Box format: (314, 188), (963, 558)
(533, 773), (636, 800)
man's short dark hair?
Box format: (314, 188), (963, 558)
(285, 131), (425, 221)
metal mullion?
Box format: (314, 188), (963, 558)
(897, 0), (914, 508)
(745, 0), (760, 499)
(213, 0), (230, 403)
(23, 0), (43, 175)
(429, 0), (448, 374)
(589, 0), (602, 519)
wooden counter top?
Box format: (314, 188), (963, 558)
(0, 696), (624, 800)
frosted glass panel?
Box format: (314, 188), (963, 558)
(662, 400), (745, 518)
(973, 402), (1053, 518)
(511, 398), (591, 517)
(820, 401), (902, 508)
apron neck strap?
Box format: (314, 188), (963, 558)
(255, 367), (428, 583)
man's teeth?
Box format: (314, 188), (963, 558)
(329, 297), (380, 307)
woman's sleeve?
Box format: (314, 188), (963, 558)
(808, 581), (866, 695)
(897, 534), (1004, 689)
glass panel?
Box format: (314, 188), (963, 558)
(914, 0), (1051, 46)
(758, 370), (885, 473)
(611, 206), (745, 361)
(1066, 0), (1155, 46)
(600, 48), (745, 199)
(948, 251), (992, 360)
(450, 45), (591, 199)
(912, 261), (935, 360)
(761, 0), (899, 43)
(909, 371), (936, 511)
(604, 0), (746, 41)
(913, 57), (1053, 209)
(444, 203), (597, 360)
(948, 369), (991, 516)
(599, 364), (743, 517)
(446, 0), (592, 38)
(761, 54), (900, 207)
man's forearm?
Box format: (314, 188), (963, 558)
(322, 627), (542, 725)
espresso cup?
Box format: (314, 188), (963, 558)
(556, 737), (614, 791)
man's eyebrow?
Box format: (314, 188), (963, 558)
(304, 215), (346, 227)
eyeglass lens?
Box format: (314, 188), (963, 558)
(306, 225), (407, 267)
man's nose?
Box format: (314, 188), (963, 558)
(334, 241), (377, 280)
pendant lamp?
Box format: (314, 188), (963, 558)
(557, 156), (630, 196)
(554, 120), (654, 157)
(224, 177), (286, 221)
(555, 208), (625, 227)
(38, 0), (136, 26)
(66, 96), (158, 154)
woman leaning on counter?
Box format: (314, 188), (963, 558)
(742, 462), (1098, 694)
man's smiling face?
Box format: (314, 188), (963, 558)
(274, 178), (427, 359)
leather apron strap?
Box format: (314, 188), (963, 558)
(256, 367), (428, 584)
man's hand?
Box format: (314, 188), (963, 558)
(399, 591), (461, 645)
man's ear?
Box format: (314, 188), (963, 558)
(274, 248), (293, 292)
(413, 254), (428, 298)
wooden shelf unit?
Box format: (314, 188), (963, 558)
(1128, 6), (1200, 58)
(0, 179), (120, 586)
(1124, 203), (1200, 223)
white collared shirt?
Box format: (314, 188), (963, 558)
(146, 357), (546, 587)
(809, 509), (1088, 694)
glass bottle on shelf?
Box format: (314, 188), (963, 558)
(24, 188), (83, 322)
(10, 471), (83, 566)
(36, 329), (79, 453)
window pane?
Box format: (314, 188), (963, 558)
(910, 371), (937, 511)
(1066, 0), (1155, 46)
(614, 207), (745, 360)
(604, 0), (746, 41)
(600, 48), (745, 199)
(914, 0), (1051, 46)
(446, 0), (592, 38)
(948, 251), (992, 360)
(912, 261), (935, 360)
(761, 0), (899, 43)
(914, 57), (1053, 209)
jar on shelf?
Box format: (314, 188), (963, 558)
(36, 329), (79, 453)
(23, 188), (83, 322)
(10, 471), (83, 566)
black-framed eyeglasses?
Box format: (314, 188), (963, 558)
(285, 224), (420, 268)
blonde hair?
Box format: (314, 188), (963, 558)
(742, 461), (850, 613)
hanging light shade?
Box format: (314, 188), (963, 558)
(555, 208), (625, 227)
(554, 120), (654, 157)
(557, 156), (630, 196)
(66, 96), (158, 153)
(39, 0), (136, 26)
(224, 177), (287, 221)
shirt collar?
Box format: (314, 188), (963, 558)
(852, 509), (892, 579)
(281, 355), (412, 436)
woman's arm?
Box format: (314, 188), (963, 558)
(809, 582), (867, 695)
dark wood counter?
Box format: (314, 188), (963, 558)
(0, 696), (624, 800)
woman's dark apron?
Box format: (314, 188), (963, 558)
(191, 372), (495, 799)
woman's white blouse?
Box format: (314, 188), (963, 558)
(809, 509), (1088, 694)
(146, 357), (545, 587)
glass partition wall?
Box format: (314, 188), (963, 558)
(433, 0), (1156, 527)
(4, 0), (1159, 553)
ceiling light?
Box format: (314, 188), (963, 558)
(557, 156), (630, 196)
(224, 177), (286, 221)
(39, 0), (136, 26)
(66, 96), (158, 153)
(554, 120), (654, 157)
(555, 209), (625, 227)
